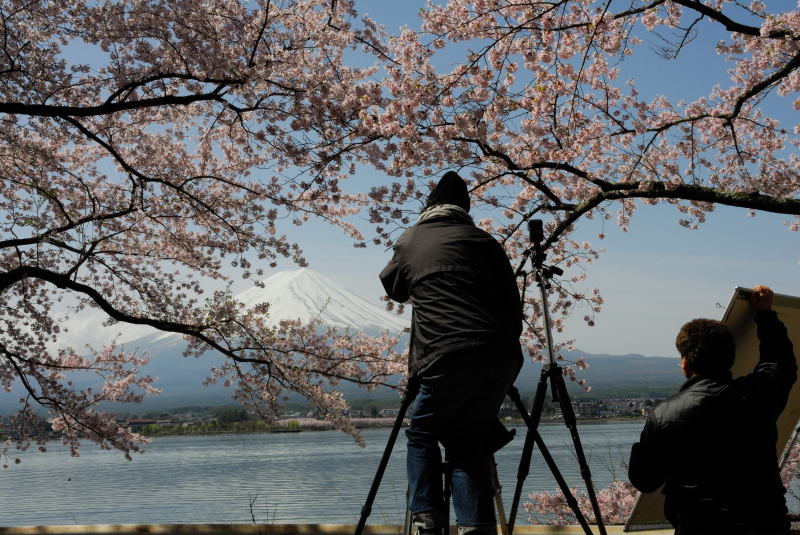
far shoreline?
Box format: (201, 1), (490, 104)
(0, 416), (645, 442)
(133, 415), (646, 438)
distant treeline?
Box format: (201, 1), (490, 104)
(136, 419), (300, 437)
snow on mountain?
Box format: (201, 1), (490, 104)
(141, 268), (407, 347)
(235, 268), (407, 333)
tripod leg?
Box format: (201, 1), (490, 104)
(507, 386), (595, 535)
(551, 371), (607, 535)
(355, 380), (419, 535)
(490, 456), (508, 535)
(507, 431), (533, 534)
(404, 489), (413, 535)
(780, 425), (800, 469)
(506, 376), (548, 533)
(443, 458), (451, 535)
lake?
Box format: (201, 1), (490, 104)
(1, 420), (644, 526)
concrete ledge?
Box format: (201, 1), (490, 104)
(3, 525), (799, 535)
(0, 524), (675, 535)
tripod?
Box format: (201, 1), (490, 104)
(506, 220), (607, 535)
(354, 381), (602, 535)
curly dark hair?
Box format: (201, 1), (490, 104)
(675, 318), (736, 377)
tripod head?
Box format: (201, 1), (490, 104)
(526, 219), (563, 370)
(528, 219), (544, 244)
(528, 219), (563, 285)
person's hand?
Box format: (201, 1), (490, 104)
(750, 285), (774, 311)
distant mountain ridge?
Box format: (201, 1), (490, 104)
(514, 351), (683, 399)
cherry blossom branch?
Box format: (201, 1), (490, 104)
(548, 183), (800, 249)
(1, 265), (400, 389)
(248, 1), (272, 68)
(455, 136), (580, 208)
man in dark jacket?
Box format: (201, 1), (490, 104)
(380, 171), (523, 535)
(628, 285), (797, 535)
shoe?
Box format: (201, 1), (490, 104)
(457, 526), (496, 535)
(411, 511), (445, 535)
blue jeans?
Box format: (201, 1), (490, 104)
(406, 348), (521, 528)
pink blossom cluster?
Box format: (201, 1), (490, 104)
(782, 440), (800, 501)
(524, 479), (638, 525)
(1, 343), (155, 465)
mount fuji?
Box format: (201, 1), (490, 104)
(112, 269), (408, 409)
(0, 269), (409, 414)
(234, 268), (407, 333)
(137, 268), (407, 350)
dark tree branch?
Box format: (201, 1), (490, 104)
(455, 136), (581, 207)
(101, 74), (241, 106)
(0, 206), (137, 250)
(671, 0), (793, 39)
(0, 266), (396, 391)
(513, 182), (800, 276)
(248, 1), (271, 68)
(2, 86), (232, 118)
(729, 51), (800, 119)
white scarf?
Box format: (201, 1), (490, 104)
(416, 204), (473, 225)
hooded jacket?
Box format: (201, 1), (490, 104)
(628, 310), (797, 534)
(379, 207), (523, 376)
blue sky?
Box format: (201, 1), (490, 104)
(278, 175), (800, 359)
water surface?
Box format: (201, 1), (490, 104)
(1, 421), (643, 526)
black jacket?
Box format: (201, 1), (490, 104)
(628, 310), (797, 534)
(379, 213), (523, 376)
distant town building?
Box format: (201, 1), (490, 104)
(498, 397), (517, 418)
(573, 400), (601, 419)
(156, 420), (179, 428)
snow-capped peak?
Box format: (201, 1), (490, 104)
(234, 268), (407, 333)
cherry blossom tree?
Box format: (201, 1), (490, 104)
(4, 0), (800, 478)
(349, 0), (800, 524)
(0, 0), (405, 464)
(358, 0), (800, 362)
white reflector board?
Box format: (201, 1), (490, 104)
(624, 287), (800, 531)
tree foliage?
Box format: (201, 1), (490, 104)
(2, 0), (799, 470)
(358, 0), (800, 358)
(0, 0), (404, 461)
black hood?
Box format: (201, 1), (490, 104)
(425, 171), (470, 212)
